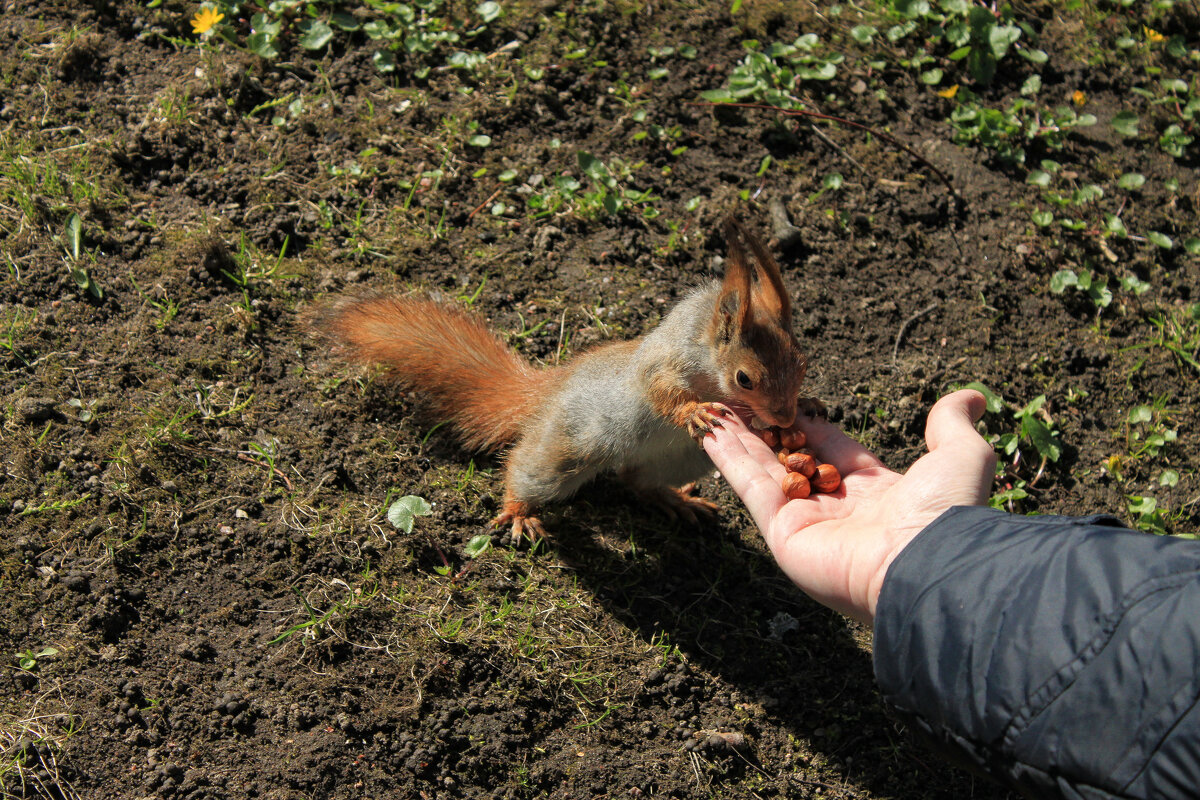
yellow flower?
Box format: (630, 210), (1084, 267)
(191, 6), (224, 35)
(1072, 90), (1086, 106)
(937, 84), (959, 99)
(1143, 26), (1164, 43)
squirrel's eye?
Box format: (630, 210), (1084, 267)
(735, 370), (753, 390)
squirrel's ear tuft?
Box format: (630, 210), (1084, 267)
(722, 216), (791, 325)
(717, 216), (753, 337)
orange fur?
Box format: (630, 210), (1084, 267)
(316, 296), (560, 452)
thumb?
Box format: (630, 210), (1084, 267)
(921, 389), (996, 505)
(925, 389), (989, 452)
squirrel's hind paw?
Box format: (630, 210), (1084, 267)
(681, 401), (731, 443)
(491, 501), (546, 544)
(647, 483), (719, 525)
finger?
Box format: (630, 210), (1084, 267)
(710, 413), (788, 475)
(794, 412), (886, 474)
(917, 389), (996, 506)
(925, 389), (992, 455)
(703, 422), (787, 530)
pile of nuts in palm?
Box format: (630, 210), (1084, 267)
(760, 427), (842, 500)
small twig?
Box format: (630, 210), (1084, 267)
(892, 302), (939, 364)
(689, 751), (705, 788)
(467, 187), (503, 221)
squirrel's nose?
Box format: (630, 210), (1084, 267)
(769, 405), (797, 430)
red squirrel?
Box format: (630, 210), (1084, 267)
(315, 217), (816, 540)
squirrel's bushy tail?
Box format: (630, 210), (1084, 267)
(316, 296), (557, 452)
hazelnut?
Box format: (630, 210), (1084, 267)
(781, 471), (811, 500)
(760, 428), (779, 449)
(779, 428), (807, 450)
(812, 463), (841, 493)
(776, 448), (791, 465)
(784, 452), (817, 478)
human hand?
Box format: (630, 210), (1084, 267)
(703, 390), (996, 625)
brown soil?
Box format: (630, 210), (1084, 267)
(2, 1), (1197, 799)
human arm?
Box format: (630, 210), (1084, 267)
(704, 390), (1200, 799)
(877, 505), (1200, 799)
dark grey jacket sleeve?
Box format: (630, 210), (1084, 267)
(874, 506), (1200, 800)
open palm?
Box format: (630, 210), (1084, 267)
(703, 390), (996, 624)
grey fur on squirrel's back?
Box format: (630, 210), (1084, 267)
(500, 282), (723, 504)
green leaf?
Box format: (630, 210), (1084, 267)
(247, 31), (280, 59)
(1105, 214), (1127, 237)
(1128, 495), (1157, 515)
(1020, 74), (1041, 95)
(920, 68), (943, 84)
(373, 49), (395, 73)
(64, 212), (82, 260)
(1128, 404), (1153, 424)
(988, 24), (1021, 59)
(1161, 77), (1188, 94)
(1031, 209), (1054, 227)
(1111, 110), (1139, 137)
(387, 495), (433, 533)
(331, 11), (360, 31)
(1160, 469), (1180, 488)
(1049, 269), (1078, 293)
(468, 134), (492, 147)
(476, 1), (501, 22)
(1147, 231), (1174, 249)
(250, 12), (281, 36)
(1087, 280), (1112, 308)
(298, 20), (333, 50)
(68, 265), (89, 290)
(699, 88), (733, 103)
(1117, 172), (1145, 190)
(989, 484), (1028, 508)
(850, 25), (877, 43)
(1026, 170), (1051, 187)
(463, 534), (492, 558)
(577, 151), (609, 182)
(822, 173), (844, 190)
(1183, 237), (1200, 255)
(1019, 410), (1061, 462)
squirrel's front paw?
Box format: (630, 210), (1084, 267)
(680, 401), (731, 443)
(491, 500), (546, 544)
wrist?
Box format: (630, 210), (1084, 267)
(862, 517), (932, 625)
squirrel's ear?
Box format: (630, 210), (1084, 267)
(736, 218), (792, 323)
(716, 217), (753, 340)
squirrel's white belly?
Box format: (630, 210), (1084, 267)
(617, 418), (714, 488)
